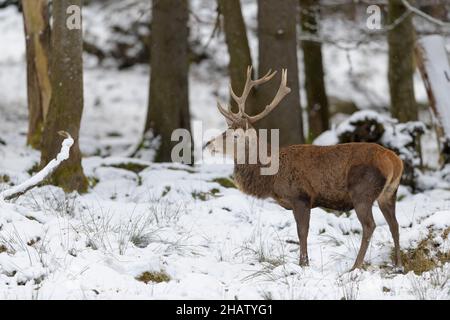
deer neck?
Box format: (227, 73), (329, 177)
(232, 142), (275, 199)
(233, 163), (274, 199)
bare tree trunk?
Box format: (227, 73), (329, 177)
(388, 0), (418, 122)
(300, 0), (329, 142)
(22, 0), (51, 149)
(41, 0), (88, 193)
(256, 0), (304, 146)
(145, 0), (191, 162)
(219, 0), (255, 113)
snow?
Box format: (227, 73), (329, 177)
(0, 3), (449, 300)
(334, 109), (395, 137)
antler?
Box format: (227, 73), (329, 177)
(248, 69), (290, 123)
(217, 101), (238, 124)
(216, 66), (290, 124)
(230, 66), (276, 117)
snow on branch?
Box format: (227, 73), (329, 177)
(0, 131), (74, 201)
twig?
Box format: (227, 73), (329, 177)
(401, 0), (450, 29)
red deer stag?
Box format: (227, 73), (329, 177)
(205, 67), (404, 270)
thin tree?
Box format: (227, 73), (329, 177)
(300, 0), (329, 141)
(145, 0), (191, 162)
(218, 0), (255, 113)
(41, 0), (88, 192)
(416, 0), (450, 165)
(256, 0), (304, 146)
(22, 0), (51, 149)
(388, 0), (417, 122)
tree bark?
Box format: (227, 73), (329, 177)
(145, 0), (191, 162)
(218, 0), (255, 114)
(388, 0), (418, 122)
(22, 0), (51, 149)
(256, 0), (304, 146)
(300, 0), (329, 142)
(41, 0), (88, 193)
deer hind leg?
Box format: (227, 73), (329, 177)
(348, 165), (386, 270)
(292, 198), (311, 267)
(351, 203), (376, 270)
(378, 190), (402, 269)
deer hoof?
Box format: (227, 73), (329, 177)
(349, 265), (361, 272)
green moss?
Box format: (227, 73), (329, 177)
(306, 131), (316, 145)
(136, 271), (170, 284)
(166, 166), (196, 173)
(0, 174), (10, 184)
(397, 194), (406, 202)
(192, 191), (208, 201)
(211, 177), (236, 189)
(51, 163), (88, 194)
(192, 188), (221, 201)
(27, 123), (43, 150)
(108, 163), (148, 174)
(106, 131), (122, 137)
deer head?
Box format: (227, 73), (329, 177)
(204, 66), (291, 159)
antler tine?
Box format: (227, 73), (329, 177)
(248, 69), (291, 124)
(251, 69), (277, 86)
(229, 66), (253, 116)
(217, 101), (237, 124)
(229, 67), (278, 117)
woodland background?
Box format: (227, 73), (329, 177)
(0, 0), (449, 300)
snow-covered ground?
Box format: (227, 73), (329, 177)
(0, 3), (449, 300)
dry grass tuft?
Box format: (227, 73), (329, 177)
(398, 230), (450, 275)
(136, 271), (171, 284)
(442, 227), (450, 240)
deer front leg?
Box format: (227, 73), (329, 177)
(292, 199), (311, 267)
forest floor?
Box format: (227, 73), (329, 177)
(0, 4), (449, 299)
